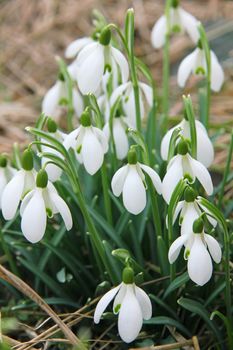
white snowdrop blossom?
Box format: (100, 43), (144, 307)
(41, 119), (65, 182)
(0, 156), (16, 209)
(65, 37), (94, 59)
(178, 46), (224, 92)
(63, 110), (108, 175)
(111, 149), (162, 215)
(151, 1), (199, 49)
(162, 140), (213, 204)
(20, 169), (72, 243)
(103, 116), (129, 160)
(168, 218), (221, 286)
(161, 118), (214, 167)
(42, 65), (84, 120)
(110, 81), (153, 128)
(76, 27), (129, 94)
(94, 267), (152, 343)
(1, 150), (36, 220)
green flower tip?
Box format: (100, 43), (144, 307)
(0, 155), (7, 168)
(80, 109), (92, 127)
(47, 118), (57, 133)
(177, 140), (189, 155)
(36, 169), (48, 188)
(184, 187), (197, 202)
(99, 27), (111, 46)
(127, 149), (137, 164)
(171, 0), (179, 8)
(22, 149), (33, 171)
(193, 217), (204, 234)
(122, 267), (134, 284)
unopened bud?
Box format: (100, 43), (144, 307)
(36, 169), (48, 188)
(22, 150), (33, 171)
(122, 267), (134, 284)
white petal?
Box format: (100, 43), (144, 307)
(63, 127), (80, 150)
(111, 47), (129, 83)
(139, 82), (153, 107)
(204, 234), (222, 263)
(188, 235), (213, 286)
(160, 125), (179, 160)
(111, 165), (129, 197)
(0, 170), (8, 204)
(181, 202), (200, 236)
(179, 8), (199, 43)
(177, 50), (197, 87)
(135, 286), (152, 320)
(123, 166), (146, 215)
(67, 61), (78, 80)
(94, 285), (121, 324)
(49, 192), (72, 230)
(42, 159), (62, 182)
(82, 128), (104, 175)
(210, 51), (224, 92)
(77, 44), (104, 94)
(162, 155), (183, 204)
(1, 170), (25, 220)
(110, 82), (130, 107)
(21, 190), (47, 243)
(113, 283), (127, 314)
(189, 156), (213, 195)
(76, 42), (99, 66)
(118, 285), (143, 343)
(65, 37), (93, 59)
(92, 127), (109, 154)
(168, 234), (189, 263)
(139, 163), (162, 194)
(23, 170), (36, 195)
(151, 15), (167, 49)
(42, 81), (62, 116)
(173, 200), (184, 224)
(20, 190), (35, 216)
(112, 119), (129, 160)
(197, 202), (217, 227)
(196, 122), (214, 168)
(72, 88), (84, 117)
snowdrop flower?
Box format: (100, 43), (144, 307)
(177, 43), (224, 92)
(151, 0), (199, 49)
(20, 169), (72, 243)
(110, 81), (153, 128)
(1, 150), (36, 220)
(42, 67), (84, 119)
(168, 217), (221, 285)
(103, 116), (129, 160)
(162, 140), (213, 203)
(65, 37), (94, 59)
(111, 149), (162, 215)
(0, 155), (16, 209)
(41, 118), (65, 182)
(94, 267), (152, 343)
(161, 117), (214, 167)
(63, 110), (108, 175)
(76, 27), (129, 94)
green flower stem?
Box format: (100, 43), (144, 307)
(183, 95), (197, 158)
(100, 162), (113, 225)
(198, 24), (211, 130)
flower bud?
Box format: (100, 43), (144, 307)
(122, 267), (134, 284)
(80, 110), (91, 127)
(0, 155), (7, 168)
(127, 149), (137, 165)
(184, 187), (197, 202)
(47, 118), (57, 133)
(193, 217), (204, 234)
(99, 27), (111, 46)
(36, 169), (48, 188)
(22, 149), (34, 171)
(177, 140), (189, 155)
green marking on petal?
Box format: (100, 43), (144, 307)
(77, 145), (82, 154)
(114, 304), (121, 314)
(183, 173), (193, 183)
(184, 249), (190, 260)
(195, 67), (205, 75)
(172, 25), (181, 33)
(59, 97), (68, 106)
(46, 208), (53, 218)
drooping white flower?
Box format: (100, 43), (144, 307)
(1, 150), (36, 220)
(177, 46), (224, 92)
(41, 119), (65, 182)
(0, 156), (16, 209)
(112, 149), (162, 215)
(76, 27), (129, 95)
(63, 110), (108, 175)
(20, 169), (72, 243)
(65, 37), (94, 59)
(94, 267), (152, 343)
(110, 81), (153, 128)
(161, 118), (214, 167)
(42, 64), (84, 119)
(151, 1), (199, 49)
(162, 140), (213, 204)
(168, 218), (221, 286)
(103, 117), (129, 160)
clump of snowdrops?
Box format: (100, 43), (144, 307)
(0, 0), (232, 348)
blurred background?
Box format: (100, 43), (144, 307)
(0, 0), (232, 181)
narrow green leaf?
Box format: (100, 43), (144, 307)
(163, 272), (189, 299)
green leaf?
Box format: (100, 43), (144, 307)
(167, 127), (182, 162)
(156, 236), (169, 276)
(183, 95), (197, 158)
(163, 272), (189, 299)
(144, 316), (191, 337)
(211, 310), (233, 349)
